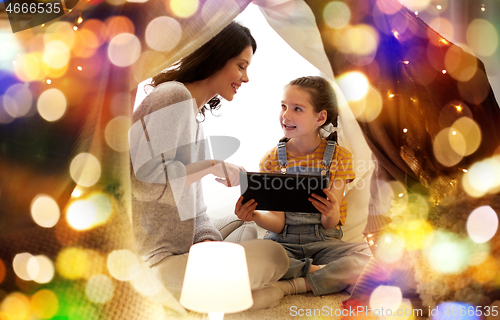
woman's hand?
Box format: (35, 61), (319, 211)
(234, 196), (257, 221)
(212, 161), (245, 187)
(309, 188), (340, 228)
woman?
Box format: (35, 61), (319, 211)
(129, 21), (288, 310)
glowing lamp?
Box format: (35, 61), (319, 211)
(180, 242), (253, 320)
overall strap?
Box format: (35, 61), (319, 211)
(321, 140), (336, 176)
(277, 141), (287, 174)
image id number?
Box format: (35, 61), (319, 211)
(6, 2), (61, 14)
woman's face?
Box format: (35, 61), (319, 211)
(210, 45), (253, 101)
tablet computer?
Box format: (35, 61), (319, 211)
(239, 172), (328, 213)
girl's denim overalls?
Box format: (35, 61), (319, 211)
(264, 140), (371, 296)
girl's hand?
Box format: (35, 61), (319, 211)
(234, 196), (258, 221)
(309, 188), (339, 220)
(212, 161), (245, 187)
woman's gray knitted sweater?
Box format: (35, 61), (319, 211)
(129, 81), (222, 267)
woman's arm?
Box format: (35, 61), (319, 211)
(234, 196), (285, 233)
(309, 179), (344, 229)
(184, 160), (244, 187)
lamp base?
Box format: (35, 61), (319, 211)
(208, 312), (224, 320)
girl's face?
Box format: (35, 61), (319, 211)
(210, 45), (253, 101)
(280, 85), (326, 140)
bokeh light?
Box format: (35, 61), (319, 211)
(169, 0), (199, 18)
(450, 117), (481, 156)
(105, 116), (132, 152)
(341, 24), (379, 59)
(70, 153), (101, 187)
(424, 230), (471, 274)
(3, 83), (32, 118)
(146, 17), (182, 52)
(66, 199), (97, 231)
(43, 22), (75, 49)
(375, 233), (405, 264)
(463, 157), (500, 197)
(72, 28), (99, 58)
(28, 255), (55, 284)
(467, 206), (498, 244)
(30, 289), (59, 319)
(369, 285), (402, 315)
(130, 264), (164, 296)
(108, 33), (141, 67)
(105, 16), (135, 41)
(336, 71), (370, 102)
(13, 53), (44, 82)
(12, 253), (34, 281)
(375, 0), (402, 15)
(433, 128), (463, 167)
(433, 301), (480, 320)
(466, 19), (498, 57)
(0, 292), (30, 320)
(37, 88), (67, 122)
(323, 1), (351, 29)
(56, 247), (89, 280)
(107, 249), (141, 281)
(444, 44), (478, 82)
(399, 0), (431, 11)
(0, 31), (20, 71)
(43, 41), (70, 69)
(31, 194), (60, 228)
(348, 85), (383, 122)
(85, 275), (114, 303)
(87, 193), (113, 226)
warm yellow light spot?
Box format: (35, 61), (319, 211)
(442, 69), (447, 74)
(368, 240), (374, 245)
(389, 93), (395, 98)
(105, 16), (135, 41)
(424, 231), (471, 273)
(43, 41), (70, 69)
(46, 79), (51, 84)
(433, 128), (463, 167)
(37, 88), (67, 122)
(467, 19), (498, 57)
(31, 194), (60, 228)
(455, 105), (462, 112)
(450, 117), (481, 156)
(323, 1), (351, 29)
(414, 11), (418, 15)
(44, 22), (75, 49)
(403, 128), (408, 133)
(108, 33), (141, 67)
(169, 0), (199, 18)
(396, 219), (433, 250)
(451, 131), (457, 135)
(481, 6), (485, 12)
(336, 71), (370, 102)
(437, 5), (442, 9)
(444, 43), (477, 82)
(30, 289), (59, 319)
(146, 17), (182, 52)
(463, 169), (468, 172)
(403, 60), (409, 64)
(341, 24), (379, 58)
(13, 53), (44, 82)
(13, 253), (34, 281)
(440, 38), (448, 44)
(105, 116), (132, 152)
(70, 153), (101, 187)
(345, 85), (383, 123)
(56, 247), (89, 280)
(73, 26), (78, 31)
(29, 255), (55, 284)
(465, 157), (500, 195)
(377, 233), (405, 264)
(107, 249), (141, 281)
(77, 66), (82, 71)
(86, 275), (114, 303)
(66, 199), (97, 231)
(429, 17), (454, 42)
(398, 193), (404, 198)
(1, 292), (30, 320)
(87, 193), (113, 226)
(77, 16), (83, 24)
(392, 30), (399, 39)
(71, 188), (82, 198)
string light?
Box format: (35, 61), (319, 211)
(463, 169), (468, 173)
(398, 193), (404, 198)
(403, 60), (409, 65)
(452, 131), (457, 135)
(437, 5), (442, 10)
(388, 93), (395, 98)
(440, 39), (449, 45)
(442, 70), (447, 74)
(46, 79), (51, 84)
(77, 66), (82, 71)
(77, 14), (83, 24)
(481, 4), (485, 11)
(414, 11), (418, 16)
(455, 105), (462, 112)
(392, 30), (399, 39)
(403, 128), (408, 133)
(73, 26), (78, 31)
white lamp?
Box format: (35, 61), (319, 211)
(180, 242), (253, 320)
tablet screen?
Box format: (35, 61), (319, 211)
(239, 172), (328, 213)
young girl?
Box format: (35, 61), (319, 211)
(235, 76), (371, 297)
